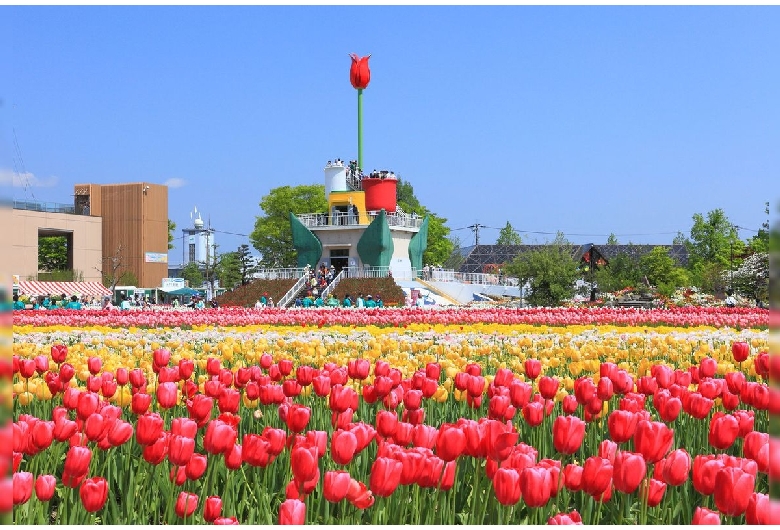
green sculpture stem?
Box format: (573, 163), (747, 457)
(357, 88), (363, 171)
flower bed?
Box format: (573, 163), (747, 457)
(9, 309), (774, 524)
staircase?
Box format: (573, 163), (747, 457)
(277, 275), (309, 308)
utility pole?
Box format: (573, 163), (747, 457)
(468, 223), (485, 246)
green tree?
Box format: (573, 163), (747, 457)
(217, 251), (242, 290)
(687, 209), (744, 271)
(746, 202), (769, 254)
(180, 262), (204, 288)
(593, 251), (642, 293)
(726, 252), (768, 303)
(606, 233), (619, 245)
(39, 235), (68, 271)
(640, 246), (690, 297)
(396, 179), (454, 266)
(250, 184), (329, 267)
(496, 222), (523, 246)
(236, 244), (258, 285)
(503, 232), (580, 307)
(168, 219), (177, 250)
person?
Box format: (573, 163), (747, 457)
(294, 297), (303, 308)
(314, 294), (324, 307)
(724, 291), (736, 308)
(302, 295), (313, 308)
(65, 295), (82, 310)
(255, 299), (262, 309)
(195, 297), (205, 310)
(210, 299), (219, 308)
(172, 297), (180, 308)
(267, 296), (274, 307)
(365, 294), (376, 308)
(343, 294), (353, 308)
(376, 296), (383, 308)
(12, 294), (25, 310)
(31, 297), (40, 310)
(120, 295), (131, 310)
(356, 293), (365, 309)
(42, 294), (51, 309)
(327, 294), (339, 307)
(260, 293), (268, 306)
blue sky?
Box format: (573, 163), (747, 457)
(2, 6), (776, 263)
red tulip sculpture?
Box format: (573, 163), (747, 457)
(349, 53), (371, 171)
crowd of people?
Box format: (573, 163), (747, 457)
(13, 293), (100, 310)
(293, 291), (384, 309)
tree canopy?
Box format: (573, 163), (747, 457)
(39, 235), (68, 272)
(250, 185), (329, 268)
(396, 179), (453, 266)
(496, 222), (522, 246)
(502, 232), (580, 307)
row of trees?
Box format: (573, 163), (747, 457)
(501, 205), (769, 307)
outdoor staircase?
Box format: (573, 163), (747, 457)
(414, 279), (462, 306)
(277, 275), (309, 308)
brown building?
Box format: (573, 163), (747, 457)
(6, 182), (168, 289)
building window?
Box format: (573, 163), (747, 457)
(189, 244), (196, 263)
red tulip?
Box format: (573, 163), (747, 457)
(278, 359), (293, 377)
(171, 417), (199, 439)
(86, 356), (102, 375)
(658, 395), (682, 423)
(168, 434), (195, 467)
(31, 420), (54, 450)
(35, 474), (56, 502)
(331, 430), (358, 466)
(745, 493), (776, 525)
(185, 453), (208, 481)
(548, 510), (583, 525)
(323, 470), (351, 503)
(108, 420), (133, 447)
(574, 377), (597, 404)
(612, 451), (646, 494)
(285, 404), (311, 433)
(731, 341), (750, 363)
(51, 343), (68, 363)
(370, 457), (403, 497)
(349, 54), (371, 90)
(136, 413), (164, 446)
(217, 388), (240, 414)
(153, 347), (171, 369)
(607, 410), (638, 444)
(175, 491), (199, 519)
(538, 376), (559, 400)
(279, 498), (306, 525)
(563, 464), (583, 491)
(713, 467), (754, 516)
(662, 448), (691, 486)
(598, 439), (618, 464)
(142, 433), (169, 465)
(562, 395), (579, 414)
(521, 466), (553, 507)
(634, 420), (673, 464)
(524, 359), (541, 380)
(509, 380), (532, 408)
(131, 392), (152, 415)
(708, 412), (739, 450)
(156, 382), (178, 409)
(522, 401), (544, 427)
(552, 415), (586, 455)
(224, 443), (243, 470)
(291, 443), (319, 484)
(699, 357), (717, 378)
(204, 496), (223, 522)
(640, 477), (667, 507)
(743, 431), (768, 473)
(492, 468), (521, 505)
(62, 446), (92, 487)
(79, 476), (108, 512)
(596, 377), (613, 401)
(692, 507), (720, 525)
(692, 454), (725, 496)
(13, 472), (33, 505)
(435, 424), (466, 462)
(581, 456), (612, 498)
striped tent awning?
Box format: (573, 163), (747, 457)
(17, 281), (112, 298)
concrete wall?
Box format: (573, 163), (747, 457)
(8, 209), (103, 282)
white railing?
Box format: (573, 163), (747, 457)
(277, 274), (309, 307)
(320, 269), (345, 300)
(296, 211), (424, 230)
(420, 268), (519, 286)
(254, 268), (308, 280)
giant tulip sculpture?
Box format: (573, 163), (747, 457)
(349, 53), (371, 170)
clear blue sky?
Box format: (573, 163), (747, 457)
(3, 6), (776, 263)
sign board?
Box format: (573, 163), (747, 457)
(145, 252), (168, 263)
(162, 278), (186, 290)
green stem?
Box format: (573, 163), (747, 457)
(357, 88), (363, 170)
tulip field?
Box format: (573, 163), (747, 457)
(9, 306), (776, 525)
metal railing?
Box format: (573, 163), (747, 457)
(277, 274), (310, 308)
(420, 268), (519, 286)
(13, 199), (86, 215)
(296, 211), (424, 230)
(319, 269), (346, 300)
(254, 268), (308, 280)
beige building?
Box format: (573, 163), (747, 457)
(6, 182), (168, 288)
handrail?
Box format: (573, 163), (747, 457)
(277, 274), (309, 308)
(320, 269), (345, 300)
